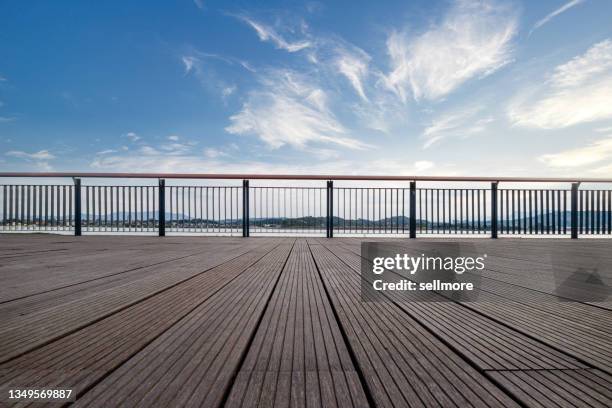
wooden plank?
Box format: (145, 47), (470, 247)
(0, 240), (281, 403)
(487, 369), (612, 408)
(0, 239), (274, 363)
(323, 239), (588, 371)
(333, 238), (612, 373)
(226, 239), (368, 407)
(0, 236), (251, 302)
(308, 241), (519, 407)
(72, 241), (294, 407)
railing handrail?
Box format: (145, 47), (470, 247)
(1, 172), (612, 183)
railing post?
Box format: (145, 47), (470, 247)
(409, 181), (416, 238)
(158, 179), (165, 237)
(73, 178), (81, 236)
(571, 182), (579, 239)
(242, 179), (249, 237)
(491, 182), (498, 239)
(327, 180), (334, 238)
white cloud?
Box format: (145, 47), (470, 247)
(193, 0), (204, 10)
(509, 39), (612, 129)
(239, 16), (311, 53)
(595, 126), (612, 133)
(538, 137), (612, 168)
(182, 56), (198, 74)
(414, 160), (434, 172)
(167, 135), (180, 141)
(422, 106), (492, 148)
(530, 0), (585, 36)
(334, 47), (370, 101)
(160, 142), (193, 155)
(204, 148), (228, 158)
(90, 150), (439, 180)
(383, 0), (517, 102)
(222, 85), (237, 99)
(35, 161), (53, 171)
(589, 163), (612, 175)
(6, 150), (55, 160)
(96, 149), (117, 155)
(125, 132), (141, 142)
(226, 70), (369, 150)
(180, 53), (240, 101)
(139, 146), (158, 155)
(0, 116), (16, 122)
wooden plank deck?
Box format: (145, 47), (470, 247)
(0, 234), (610, 407)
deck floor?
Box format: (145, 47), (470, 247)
(0, 235), (610, 407)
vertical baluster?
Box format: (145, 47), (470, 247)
(551, 190), (556, 234)
(597, 190), (601, 234)
(26, 185), (31, 230)
(578, 190), (583, 234)
(476, 189), (481, 233)
(556, 190), (561, 234)
(459, 189), (463, 234)
(522, 190), (526, 234)
(544, 190), (549, 234)
(121, 186), (126, 232)
(33, 185), (39, 230)
(608, 190), (612, 235)
(563, 190), (567, 234)
(60, 185), (65, 230)
(1, 185), (6, 230)
(527, 190), (531, 234)
(442, 189), (446, 233)
(43, 185), (48, 228)
(70, 185), (74, 230)
(453, 188), (457, 234)
(418, 189), (422, 234)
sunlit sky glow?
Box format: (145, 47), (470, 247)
(1, 0), (611, 177)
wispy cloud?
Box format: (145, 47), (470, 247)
(595, 125), (612, 133)
(6, 150), (55, 160)
(509, 39), (612, 129)
(6, 150), (56, 170)
(0, 116), (16, 123)
(182, 56), (198, 74)
(238, 16), (311, 53)
(422, 106), (492, 148)
(96, 149), (117, 155)
(139, 146), (159, 155)
(193, 0), (204, 10)
(539, 137), (612, 167)
(383, 0), (517, 102)
(222, 85), (237, 100)
(167, 135), (180, 142)
(125, 131), (141, 142)
(204, 147), (228, 158)
(530, 0), (585, 36)
(90, 149), (437, 178)
(334, 47), (370, 101)
(226, 70), (369, 150)
(181, 53), (240, 100)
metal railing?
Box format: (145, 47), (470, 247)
(1, 173), (611, 238)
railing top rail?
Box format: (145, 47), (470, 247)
(0, 172), (612, 183)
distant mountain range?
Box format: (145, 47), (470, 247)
(4, 210), (608, 229)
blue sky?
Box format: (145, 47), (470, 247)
(1, 0), (612, 177)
